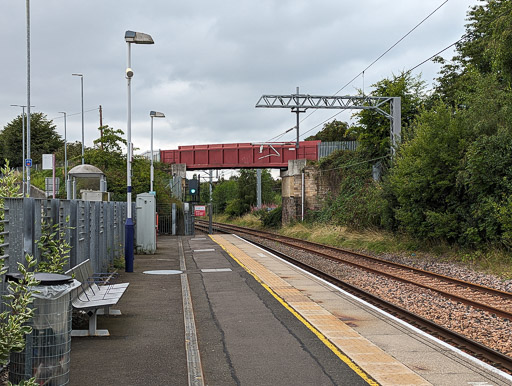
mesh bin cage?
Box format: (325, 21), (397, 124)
(7, 273), (80, 386)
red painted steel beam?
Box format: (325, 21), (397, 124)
(160, 141), (320, 170)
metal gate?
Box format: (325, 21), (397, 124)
(157, 203), (185, 235)
(157, 203), (172, 235)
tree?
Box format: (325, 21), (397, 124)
(351, 72), (426, 158)
(434, 1), (512, 104)
(212, 178), (237, 212)
(55, 141), (83, 170)
(305, 120), (354, 142)
(458, 128), (512, 246)
(85, 126), (127, 201)
(223, 169), (277, 217)
(389, 101), (469, 241)
(0, 112), (63, 167)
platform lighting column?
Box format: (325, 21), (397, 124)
(11, 104), (33, 196)
(149, 111), (165, 194)
(124, 30), (154, 272)
(58, 112), (68, 198)
(26, 0), (31, 197)
(72, 73), (84, 164)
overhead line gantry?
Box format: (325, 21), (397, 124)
(256, 88), (401, 154)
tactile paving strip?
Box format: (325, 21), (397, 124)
(211, 234), (431, 386)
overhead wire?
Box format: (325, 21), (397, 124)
(267, 0), (450, 143)
(50, 107), (99, 121)
(296, 0), (450, 128)
(299, 4), (509, 142)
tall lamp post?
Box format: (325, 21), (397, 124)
(10, 104), (34, 196)
(72, 73), (85, 164)
(26, 0), (32, 198)
(58, 111), (68, 198)
(149, 111), (165, 194)
(124, 30), (154, 272)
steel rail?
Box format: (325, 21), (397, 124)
(196, 221), (512, 319)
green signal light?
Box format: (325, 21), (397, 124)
(190, 188), (196, 194)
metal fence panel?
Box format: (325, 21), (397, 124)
(1, 198), (129, 275)
(5, 198), (24, 272)
(318, 141), (358, 159)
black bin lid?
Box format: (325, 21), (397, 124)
(5, 272), (73, 285)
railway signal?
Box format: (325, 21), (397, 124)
(187, 178), (199, 202)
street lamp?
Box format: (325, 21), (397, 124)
(72, 73), (85, 164)
(125, 30), (154, 273)
(149, 111), (165, 194)
(26, 0), (32, 198)
(10, 104), (34, 196)
(58, 111), (69, 198)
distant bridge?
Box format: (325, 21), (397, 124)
(159, 141), (322, 170)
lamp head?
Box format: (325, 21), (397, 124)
(150, 111), (165, 118)
(125, 30), (154, 44)
(126, 68), (134, 78)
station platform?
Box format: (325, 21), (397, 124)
(69, 234), (512, 385)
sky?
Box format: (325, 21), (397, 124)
(0, 0), (478, 158)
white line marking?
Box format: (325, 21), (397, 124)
(201, 268), (232, 273)
(179, 238), (205, 386)
(232, 234), (512, 383)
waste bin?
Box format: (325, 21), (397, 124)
(6, 272), (80, 386)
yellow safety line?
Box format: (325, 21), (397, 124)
(210, 235), (378, 386)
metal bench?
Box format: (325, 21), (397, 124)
(65, 259), (129, 337)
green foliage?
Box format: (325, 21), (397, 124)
(212, 170), (280, 217)
(261, 206), (282, 228)
(305, 120), (354, 141)
(460, 0), (512, 82)
(351, 72), (426, 157)
(199, 181), (211, 203)
(12, 378), (38, 386)
(55, 141), (83, 170)
(36, 218), (72, 274)
(458, 128), (512, 246)
(0, 113), (63, 168)
(84, 126), (128, 201)
(212, 179), (237, 212)
(0, 162), (22, 262)
(434, 1), (512, 104)
(0, 161), (22, 200)
(0, 163), (39, 372)
(224, 169), (278, 217)
(315, 150), (386, 229)
(225, 198), (248, 218)
(0, 255), (39, 367)
(389, 101), (467, 241)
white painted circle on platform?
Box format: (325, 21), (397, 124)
(143, 270), (183, 275)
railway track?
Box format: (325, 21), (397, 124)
(195, 220), (512, 373)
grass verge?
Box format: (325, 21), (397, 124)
(215, 214), (512, 280)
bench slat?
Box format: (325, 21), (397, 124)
(66, 259), (129, 336)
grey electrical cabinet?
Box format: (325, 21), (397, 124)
(136, 193), (157, 254)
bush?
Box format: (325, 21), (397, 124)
(262, 206), (282, 228)
(315, 150), (387, 229)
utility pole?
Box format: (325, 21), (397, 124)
(99, 104), (103, 150)
(257, 169), (262, 209)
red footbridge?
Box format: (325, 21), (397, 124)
(160, 141), (321, 170)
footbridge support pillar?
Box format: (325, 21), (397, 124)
(281, 159), (326, 225)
